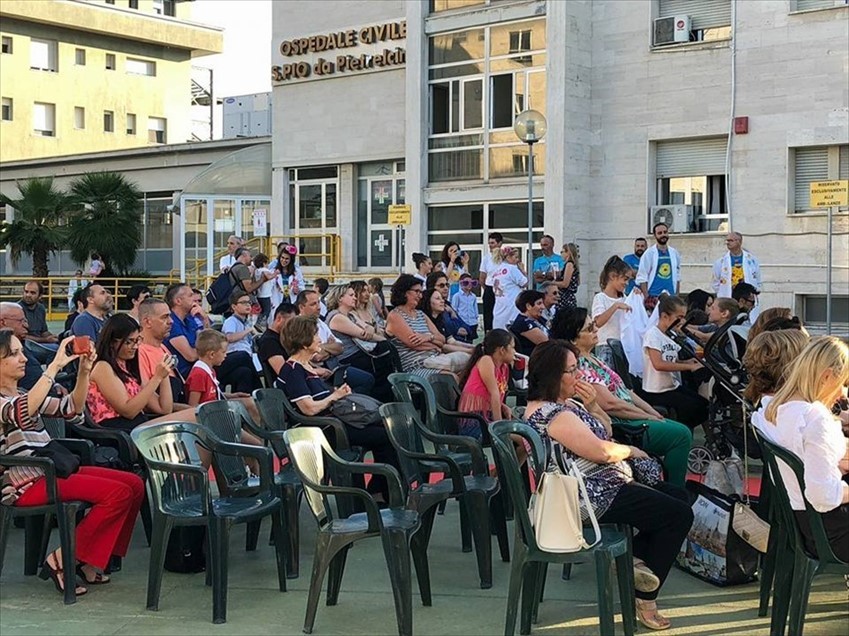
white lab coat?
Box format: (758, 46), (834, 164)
(711, 250), (761, 298)
(634, 245), (681, 294)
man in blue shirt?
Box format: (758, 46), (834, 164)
(163, 283), (200, 378)
(532, 235), (565, 291)
(623, 237), (647, 295)
(635, 223), (681, 312)
(70, 283), (112, 341)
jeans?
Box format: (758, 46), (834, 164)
(598, 481), (693, 601)
(482, 285), (495, 332)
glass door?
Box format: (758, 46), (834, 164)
(183, 199), (208, 276)
(357, 170), (406, 269)
(293, 182), (338, 268)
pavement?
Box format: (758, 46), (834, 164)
(1, 500), (847, 636)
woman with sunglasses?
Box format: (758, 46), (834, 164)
(525, 340), (693, 630)
(450, 273), (480, 341)
(87, 314), (196, 431)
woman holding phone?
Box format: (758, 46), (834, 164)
(87, 314), (195, 431)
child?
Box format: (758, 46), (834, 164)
(219, 290), (262, 394)
(685, 297), (739, 344)
(368, 277), (388, 321)
(451, 273), (479, 341)
(185, 329), (229, 406)
(314, 277), (329, 319)
(253, 253), (275, 328)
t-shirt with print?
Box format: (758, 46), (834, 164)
(622, 253), (641, 294)
(648, 248), (675, 297)
(730, 253), (744, 289)
(641, 326), (681, 393)
(184, 361), (222, 405)
(532, 254), (565, 291)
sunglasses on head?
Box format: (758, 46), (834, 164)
(460, 280), (479, 288)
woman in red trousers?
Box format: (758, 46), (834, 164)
(0, 329), (143, 597)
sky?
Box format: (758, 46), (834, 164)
(189, 0), (273, 136)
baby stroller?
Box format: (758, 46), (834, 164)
(665, 314), (759, 474)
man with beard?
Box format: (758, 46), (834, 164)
(623, 237), (647, 295)
(70, 283), (113, 341)
(636, 223), (680, 312)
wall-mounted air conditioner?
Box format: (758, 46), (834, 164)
(654, 15), (691, 46)
(650, 204), (694, 233)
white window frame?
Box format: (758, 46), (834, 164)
(103, 110), (114, 133)
(1, 36), (12, 55)
(74, 106), (85, 130)
(653, 0), (733, 48)
(790, 145), (849, 215)
(791, 0), (849, 12)
(126, 113), (137, 135)
(75, 48), (86, 66)
(1, 97), (12, 122)
(427, 18), (546, 183)
(105, 53), (116, 70)
(32, 102), (56, 137)
(147, 116), (167, 143)
(126, 57), (156, 76)
(30, 38), (57, 72)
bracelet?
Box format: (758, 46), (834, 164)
(42, 371), (55, 383)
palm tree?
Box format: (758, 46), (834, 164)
(67, 171), (143, 275)
(0, 177), (70, 278)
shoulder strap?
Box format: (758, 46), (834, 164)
(567, 461), (602, 548)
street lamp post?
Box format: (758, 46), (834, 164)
(513, 110), (547, 279)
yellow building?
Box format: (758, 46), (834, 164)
(0, 0), (222, 162)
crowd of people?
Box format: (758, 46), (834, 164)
(1, 225), (846, 633)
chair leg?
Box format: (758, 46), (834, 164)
(490, 494), (510, 563)
(282, 485), (300, 579)
(146, 515), (173, 611)
(140, 488), (153, 546)
(382, 529), (414, 636)
(56, 503), (80, 606)
(245, 519), (261, 552)
(614, 552), (636, 636)
(770, 544), (794, 636)
(758, 526), (780, 617)
(787, 555), (817, 636)
(437, 499), (447, 515)
(209, 517), (233, 624)
(411, 507), (437, 607)
(270, 509), (288, 593)
(325, 546), (350, 607)
(520, 562), (540, 635)
(23, 514), (47, 576)
(458, 498), (472, 553)
(561, 563), (572, 580)
(595, 551), (615, 636)
(466, 492), (493, 589)
(0, 509), (11, 578)
(304, 533), (336, 635)
(504, 550), (527, 636)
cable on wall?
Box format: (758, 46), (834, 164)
(725, 0), (737, 229)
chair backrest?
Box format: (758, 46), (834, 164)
(757, 435), (845, 566)
(282, 426), (335, 526)
(384, 340), (405, 374)
(195, 401), (250, 489)
(40, 416), (66, 438)
(605, 339), (633, 390)
(429, 374), (462, 422)
(131, 422), (209, 516)
(378, 402), (430, 490)
(259, 354), (277, 389)
(489, 420), (548, 552)
(252, 388), (291, 457)
(387, 373), (439, 453)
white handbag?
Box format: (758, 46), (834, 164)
(529, 461), (601, 553)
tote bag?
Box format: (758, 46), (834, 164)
(529, 461), (601, 553)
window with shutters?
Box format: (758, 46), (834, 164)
(30, 38), (57, 72)
(75, 48), (86, 66)
(792, 145), (849, 213)
(126, 113), (137, 135)
(126, 58), (155, 76)
(655, 137), (729, 232)
(33, 102), (56, 136)
(792, 0), (849, 12)
(74, 106), (85, 130)
(148, 116), (167, 144)
(1, 36), (12, 54)
(105, 53), (116, 70)
(1, 97), (12, 121)
(655, 0), (732, 45)
(103, 110), (114, 132)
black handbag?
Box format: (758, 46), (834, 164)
(330, 394), (383, 429)
(32, 441), (81, 479)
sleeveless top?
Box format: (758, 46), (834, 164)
(525, 400), (631, 519)
(87, 364), (143, 423)
(556, 269), (580, 311)
(326, 310), (363, 360)
(458, 361), (508, 420)
(389, 308), (440, 375)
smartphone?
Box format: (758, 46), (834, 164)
(71, 335), (91, 355)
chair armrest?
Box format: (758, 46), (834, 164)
(209, 438), (275, 492)
(67, 421), (138, 464)
(304, 478), (384, 532)
(290, 415), (352, 451)
(54, 438), (95, 466)
(398, 449), (466, 494)
(437, 407), (493, 445)
(144, 459), (210, 514)
(323, 453), (406, 509)
(414, 420), (487, 474)
(0, 455), (59, 504)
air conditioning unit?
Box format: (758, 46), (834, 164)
(654, 15), (691, 46)
(650, 205), (694, 234)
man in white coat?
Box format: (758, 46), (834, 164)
(711, 232), (761, 298)
(636, 222), (680, 312)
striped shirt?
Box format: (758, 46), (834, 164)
(0, 392), (81, 505)
(389, 308), (441, 378)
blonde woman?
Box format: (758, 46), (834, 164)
(555, 242), (580, 311)
(758, 336), (849, 561)
(490, 246), (528, 330)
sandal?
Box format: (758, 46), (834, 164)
(635, 599), (671, 631)
(38, 551), (87, 596)
(76, 564), (111, 585)
(633, 558), (660, 593)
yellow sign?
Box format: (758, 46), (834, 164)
(810, 180), (849, 208)
(388, 204), (412, 225)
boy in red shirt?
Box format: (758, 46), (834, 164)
(185, 330), (228, 406)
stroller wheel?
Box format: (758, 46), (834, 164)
(688, 446), (714, 475)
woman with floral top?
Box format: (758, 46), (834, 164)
(0, 329), (144, 597)
(524, 340), (692, 631)
(550, 306), (692, 486)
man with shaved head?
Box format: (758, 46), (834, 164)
(711, 232), (761, 298)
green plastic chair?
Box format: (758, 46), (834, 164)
(282, 426), (426, 636)
(131, 422), (287, 624)
(489, 420), (635, 636)
(757, 436), (849, 636)
(195, 399), (302, 578)
(379, 402), (509, 590)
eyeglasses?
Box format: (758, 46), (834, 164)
(123, 336), (142, 346)
(3, 316), (26, 323)
(581, 321), (597, 333)
(563, 365), (580, 376)
(409, 288), (423, 295)
(235, 300), (252, 306)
